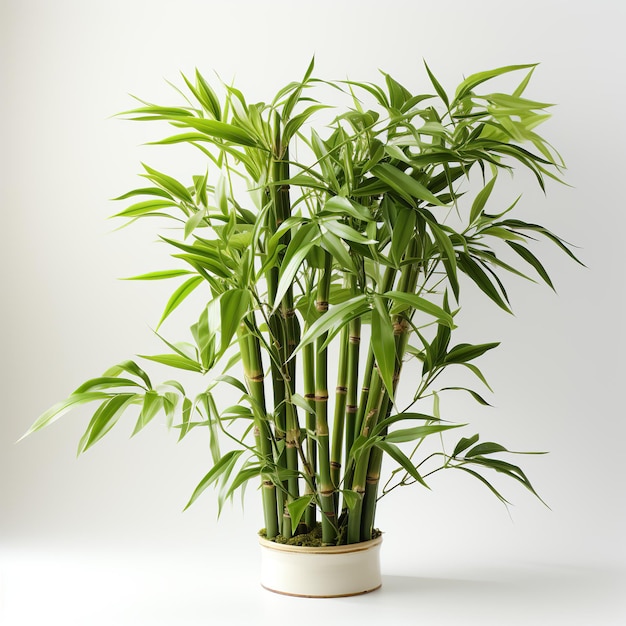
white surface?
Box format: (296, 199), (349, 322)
(1, 0), (625, 624)
(2, 544), (625, 625)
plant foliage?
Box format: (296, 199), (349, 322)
(24, 60), (580, 545)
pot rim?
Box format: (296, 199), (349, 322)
(258, 533), (382, 555)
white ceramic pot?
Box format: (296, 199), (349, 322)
(259, 535), (383, 598)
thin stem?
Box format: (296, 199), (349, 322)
(238, 320), (279, 540)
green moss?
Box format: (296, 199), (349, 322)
(259, 523), (381, 547)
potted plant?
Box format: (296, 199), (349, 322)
(22, 60), (580, 597)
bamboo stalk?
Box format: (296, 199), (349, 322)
(238, 321), (279, 539)
(315, 252), (337, 544)
(330, 324), (349, 509)
(302, 339), (317, 530)
(360, 241), (420, 540)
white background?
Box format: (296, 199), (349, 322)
(1, 0), (625, 624)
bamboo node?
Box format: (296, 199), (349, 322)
(315, 300), (329, 312)
(335, 386), (348, 394)
(280, 184), (291, 191)
(366, 475), (380, 484)
(248, 373), (264, 382)
(315, 393), (329, 402)
(393, 318), (410, 336)
(330, 461), (341, 470)
(304, 393), (316, 400)
(349, 335), (361, 344)
(346, 405), (358, 414)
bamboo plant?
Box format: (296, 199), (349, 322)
(24, 60), (581, 546)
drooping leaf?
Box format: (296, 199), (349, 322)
(287, 495), (314, 534)
(372, 163), (445, 207)
(371, 296), (397, 398)
(78, 393), (140, 453)
(157, 275), (204, 329)
(183, 450), (244, 510)
(444, 342), (500, 364)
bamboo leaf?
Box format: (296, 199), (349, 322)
(139, 353), (204, 373)
(453, 434), (480, 457)
(506, 241), (555, 290)
(423, 61), (449, 108)
(287, 495), (314, 534)
(384, 291), (455, 327)
(73, 377), (144, 394)
(122, 269), (193, 281)
(184, 450), (244, 510)
(141, 163), (194, 203)
(470, 175), (497, 224)
(371, 296), (396, 398)
(220, 289), (251, 354)
(131, 390), (163, 436)
(78, 393), (140, 453)
(166, 116), (259, 147)
(296, 295), (369, 350)
(157, 275), (204, 329)
(457, 253), (512, 313)
(103, 360), (152, 389)
(454, 64), (537, 101)
(455, 466), (511, 505)
(372, 163), (446, 207)
(113, 199), (177, 218)
(20, 392), (112, 440)
(466, 442), (508, 457)
(384, 423), (463, 443)
(375, 441), (429, 488)
(444, 342), (500, 364)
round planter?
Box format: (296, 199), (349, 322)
(259, 535), (382, 598)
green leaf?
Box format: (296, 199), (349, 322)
(220, 289), (251, 354)
(112, 199), (177, 218)
(274, 224), (319, 308)
(139, 353), (204, 373)
(390, 207), (416, 268)
(454, 64), (537, 101)
(103, 360), (152, 389)
(384, 423), (463, 444)
(167, 116), (259, 147)
(78, 393), (139, 453)
(141, 163), (194, 203)
(470, 176), (497, 224)
(322, 196), (373, 222)
(341, 489), (361, 511)
(322, 219), (376, 244)
(282, 105), (330, 146)
(457, 253), (512, 313)
(384, 291), (455, 327)
(122, 269), (193, 281)
(20, 392), (112, 440)
(506, 241), (555, 290)
(73, 377), (143, 394)
(157, 275), (203, 329)
(466, 442), (508, 457)
(183, 450), (244, 510)
(455, 466), (511, 505)
(375, 441), (429, 488)
(444, 342), (500, 364)
(441, 386), (492, 406)
(297, 295), (369, 350)
(372, 163), (445, 207)
(132, 390), (163, 436)
(423, 61), (449, 108)
(287, 495), (314, 534)
(371, 296), (397, 398)
(453, 434), (480, 457)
